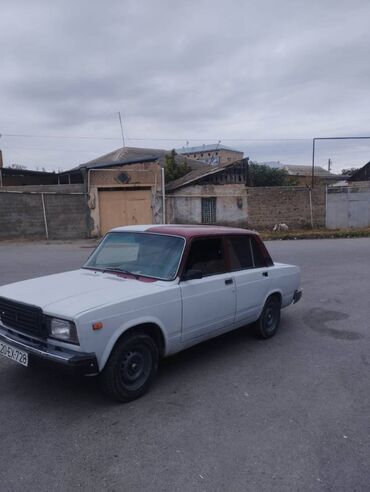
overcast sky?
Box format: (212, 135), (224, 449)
(1, 0), (370, 173)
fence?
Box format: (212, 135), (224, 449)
(0, 185), (89, 239)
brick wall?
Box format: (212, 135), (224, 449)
(247, 186), (326, 229)
(0, 187), (89, 239)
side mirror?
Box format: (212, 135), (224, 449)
(182, 269), (203, 281)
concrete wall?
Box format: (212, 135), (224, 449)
(166, 184), (248, 227)
(167, 184), (326, 230)
(326, 182), (370, 229)
(0, 186), (88, 239)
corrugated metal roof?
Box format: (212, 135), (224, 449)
(71, 146), (168, 171)
(283, 164), (338, 177)
(166, 160), (244, 191)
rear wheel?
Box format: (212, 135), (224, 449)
(254, 296), (281, 339)
(99, 332), (159, 402)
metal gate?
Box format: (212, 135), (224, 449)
(326, 185), (370, 229)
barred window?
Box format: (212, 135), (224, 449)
(201, 197), (216, 224)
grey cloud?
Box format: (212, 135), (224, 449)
(1, 0), (370, 171)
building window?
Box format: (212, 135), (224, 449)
(201, 197), (216, 224)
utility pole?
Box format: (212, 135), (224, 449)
(328, 158), (332, 172)
(117, 111), (125, 148)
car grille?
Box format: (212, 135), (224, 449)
(0, 297), (45, 339)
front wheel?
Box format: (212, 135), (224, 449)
(254, 296), (281, 339)
(99, 332), (159, 402)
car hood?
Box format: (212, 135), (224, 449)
(0, 269), (167, 317)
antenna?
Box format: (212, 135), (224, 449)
(117, 112), (125, 147)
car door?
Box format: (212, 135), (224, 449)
(180, 236), (236, 342)
(226, 235), (273, 326)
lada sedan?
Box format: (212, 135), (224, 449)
(0, 225), (301, 402)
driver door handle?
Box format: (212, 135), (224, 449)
(225, 278), (233, 285)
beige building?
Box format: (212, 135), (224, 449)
(61, 147), (166, 236)
(61, 146), (200, 236)
(175, 144), (244, 167)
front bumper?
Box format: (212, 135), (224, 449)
(292, 289), (303, 304)
(0, 327), (98, 375)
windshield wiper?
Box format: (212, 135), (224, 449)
(101, 267), (140, 279)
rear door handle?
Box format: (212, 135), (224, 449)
(225, 278), (233, 285)
(262, 271), (269, 277)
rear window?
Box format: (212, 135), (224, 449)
(227, 236), (254, 271)
(251, 236), (274, 268)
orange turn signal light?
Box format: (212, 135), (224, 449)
(92, 322), (103, 331)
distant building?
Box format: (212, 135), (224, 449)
(263, 161), (340, 186)
(175, 144), (243, 166)
(348, 161), (370, 182)
(0, 151), (58, 186)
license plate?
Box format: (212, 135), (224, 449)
(0, 341), (28, 367)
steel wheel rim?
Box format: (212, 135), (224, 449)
(263, 303), (277, 334)
(119, 345), (152, 391)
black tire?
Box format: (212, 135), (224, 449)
(254, 296), (281, 339)
(99, 332), (159, 402)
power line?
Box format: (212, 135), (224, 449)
(1, 133), (312, 142)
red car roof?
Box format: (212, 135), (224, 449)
(146, 225), (258, 239)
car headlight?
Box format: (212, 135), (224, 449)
(48, 317), (79, 344)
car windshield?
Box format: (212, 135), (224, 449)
(83, 232), (185, 280)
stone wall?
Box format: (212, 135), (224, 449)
(246, 186), (326, 229)
(0, 186), (89, 240)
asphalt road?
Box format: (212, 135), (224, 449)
(0, 238), (369, 492)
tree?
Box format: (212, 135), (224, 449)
(6, 164), (27, 170)
(341, 168), (358, 176)
(164, 150), (191, 182)
(248, 162), (297, 186)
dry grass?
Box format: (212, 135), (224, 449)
(260, 228), (370, 241)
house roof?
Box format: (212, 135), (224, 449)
(283, 164), (339, 177)
(263, 162), (339, 178)
(63, 146), (205, 175)
(1, 167), (56, 176)
(166, 159), (245, 191)
(348, 161), (370, 181)
(175, 144), (243, 155)
(71, 146), (168, 171)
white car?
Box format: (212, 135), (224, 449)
(0, 225), (301, 402)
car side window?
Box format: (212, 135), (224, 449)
(184, 237), (227, 277)
(250, 236), (269, 268)
(227, 236), (254, 271)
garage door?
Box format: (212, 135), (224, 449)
(99, 188), (153, 235)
